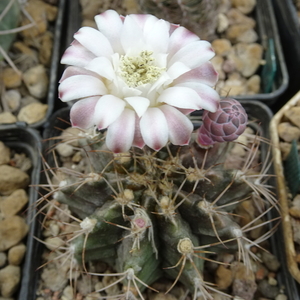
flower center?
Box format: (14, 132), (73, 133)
(120, 50), (164, 88)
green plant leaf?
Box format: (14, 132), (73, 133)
(0, 0), (21, 61)
(284, 139), (300, 197)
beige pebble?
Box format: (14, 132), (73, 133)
(0, 142), (10, 165)
(227, 8), (256, 27)
(44, 237), (64, 251)
(0, 252), (7, 268)
(234, 43), (263, 77)
(0, 112), (17, 124)
(284, 106), (300, 129)
(80, 0), (102, 20)
(278, 122), (300, 142)
(0, 165), (29, 195)
(2, 90), (21, 113)
(8, 244), (26, 266)
(0, 216), (29, 251)
(62, 285), (74, 300)
(39, 31), (54, 66)
(0, 189), (28, 217)
(1, 68), (22, 89)
(279, 142), (292, 160)
(60, 127), (81, 147)
(246, 75), (261, 94)
(231, 0), (256, 14)
(215, 265), (233, 289)
(17, 102), (48, 124)
(56, 143), (74, 158)
(0, 265), (21, 298)
(20, 0), (57, 38)
(289, 206), (300, 219)
(23, 64), (49, 99)
(217, 13), (229, 33)
(226, 24), (257, 43)
(212, 39), (232, 57)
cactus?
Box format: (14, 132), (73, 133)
(38, 98), (278, 300)
(39, 10), (278, 300)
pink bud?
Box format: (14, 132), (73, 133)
(197, 98), (248, 146)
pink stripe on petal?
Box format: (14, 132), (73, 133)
(106, 109), (136, 153)
(61, 41), (96, 67)
(175, 82), (220, 112)
(173, 62), (218, 86)
(133, 114), (145, 149)
(74, 27), (114, 58)
(140, 107), (168, 151)
(168, 26), (200, 57)
(157, 86), (202, 110)
(168, 40), (215, 70)
(70, 97), (99, 129)
(129, 14), (157, 31)
(94, 95), (126, 129)
(160, 105), (193, 145)
(59, 66), (98, 83)
(59, 75), (107, 102)
(94, 10), (124, 54)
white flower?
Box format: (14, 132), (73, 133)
(59, 10), (219, 153)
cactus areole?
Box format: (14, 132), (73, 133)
(52, 9), (271, 300)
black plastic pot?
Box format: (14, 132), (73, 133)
(37, 100), (299, 299)
(0, 124), (42, 300)
(231, 0), (288, 106)
(272, 0), (300, 111)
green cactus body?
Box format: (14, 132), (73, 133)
(43, 124), (274, 299)
(0, 0), (21, 61)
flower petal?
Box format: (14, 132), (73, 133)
(160, 105), (193, 145)
(74, 27), (114, 58)
(70, 97), (99, 129)
(124, 96), (150, 117)
(173, 62), (218, 86)
(106, 108), (136, 153)
(168, 40), (215, 69)
(59, 66), (97, 83)
(166, 61), (191, 80)
(140, 107), (168, 151)
(175, 82), (220, 112)
(61, 40), (96, 67)
(94, 10), (124, 53)
(59, 75), (107, 102)
(168, 26), (200, 57)
(120, 15), (144, 53)
(157, 86), (203, 110)
(144, 19), (170, 53)
(94, 95), (126, 129)
(85, 57), (115, 80)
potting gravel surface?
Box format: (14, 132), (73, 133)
(0, 141), (32, 299)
